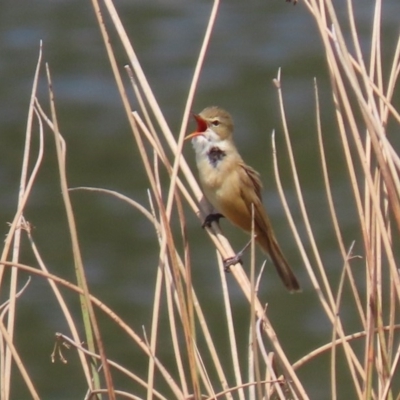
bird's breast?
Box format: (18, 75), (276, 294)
(196, 153), (247, 220)
(196, 150), (236, 191)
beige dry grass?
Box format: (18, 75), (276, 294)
(1, 0), (399, 399)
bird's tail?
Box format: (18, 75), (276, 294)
(256, 231), (301, 293)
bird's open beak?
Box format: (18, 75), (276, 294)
(185, 113), (208, 141)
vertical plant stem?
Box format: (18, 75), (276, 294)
(45, 64), (114, 399)
(0, 43), (43, 399)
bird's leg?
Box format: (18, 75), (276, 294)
(223, 237), (255, 272)
(223, 254), (243, 272)
(202, 213), (224, 228)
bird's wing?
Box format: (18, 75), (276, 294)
(238, 163), (300, 292)
(239, 162), (263, 200)
(237, 162), (273, 234)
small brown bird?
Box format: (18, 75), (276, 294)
(186, 106), (300, 292)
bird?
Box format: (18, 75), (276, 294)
(185, 106), (300, 292)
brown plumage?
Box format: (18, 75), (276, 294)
(186, 106), (300, 292)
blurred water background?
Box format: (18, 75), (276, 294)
(1, 0), (399, 398)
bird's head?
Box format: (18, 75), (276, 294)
(185, 106), (234, 146)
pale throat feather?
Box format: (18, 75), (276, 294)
(192, 135), (227, 167)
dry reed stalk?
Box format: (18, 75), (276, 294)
(0, 41), (43, 400)
(291, 0), (400, 398)
(1, 0), (399, 399)
(95, 0), (308, 397)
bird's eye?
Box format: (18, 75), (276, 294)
(211, 120), (220, 126)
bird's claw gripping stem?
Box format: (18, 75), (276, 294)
(202, 213), (224, 228)
(222, 238), (255, 272)
(223, 254), (243, 272)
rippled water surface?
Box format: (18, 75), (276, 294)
(1, 1), (399, 398)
